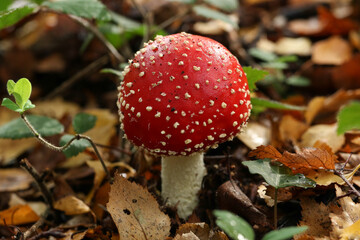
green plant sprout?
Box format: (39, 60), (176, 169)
(214, 209), (308, 240)
(242, 159), (316, 229)
(0, 78), (111, 180)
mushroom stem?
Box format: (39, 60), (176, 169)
(161, 153), (207, 219)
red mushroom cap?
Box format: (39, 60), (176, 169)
(118, 32), (251, 156)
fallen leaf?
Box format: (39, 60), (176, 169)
(248, 145), (282, 160)
(257, 184), (293, 207)
(238, 122), (271, 150)
(53, 195), (91, 215)
(300, 124), (345, 153)
(36, 53), (66, 72)
(341, 219), (360, 240)
(0, 205), (39, 225)
(275, 37), (312, 56)
(30, 97), (80, 119)
(296, 198), (332, 238)
(0, 168), (32, 192)
(312, 36), (352, 65)
(330, 185), (360, 238)
(174, 231), (200, 240)
(107, 174), (170, 240)
(304, 96), (325, 125)
(349, 30), (360, 50)
(279, 115), (308, 142)
(193, 19), (233, 35)
(333, 54), (360, 89)
(279, 148), (337, 173)
(176, 223), (210, 240)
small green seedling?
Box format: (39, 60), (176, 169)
(214, 210), (308, 240)
(2, 78), (35, 113)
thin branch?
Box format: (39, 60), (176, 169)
(20, 113), (112, 182)
(19, 159), (54, 209)
(45, 55), (109, 100)
(22, 215), (47, 240)
(68, 14), (125, 63)
(334, 170), (360, 198)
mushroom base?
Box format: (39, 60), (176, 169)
(161, 153), (207, 219)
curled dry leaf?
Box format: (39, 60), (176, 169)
(257, 184), (293, 207)
(238, 122), (271, 150)
(300, 124), (345, 153)
(107, 174), (170, 240)
(275, 37), (312, 56)
(304, 96), (325, 125)
(311, 36), (352, 65)
(53, 195), (90, 215)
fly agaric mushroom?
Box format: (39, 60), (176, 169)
(118, 32), (251, 219)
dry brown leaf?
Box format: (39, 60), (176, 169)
(53, 195), (90, 215)
(300, 124), (345, 153)
(238, 122), (271, 149)
(322, 89), (360, 113)
(210, 231), (229, 240)
(257, 184), (293, 207)
(176, 223), (210, 240)
(279, 115), (308, 142)
(0, 168), (32, 192)
(248, 145), (282, 160)
(279, 148), (337, 173)
(333, 54), (360, 89)
(297, 197), (332, 238)
(349, 30), (360, 50)
(193, 19), (234, 35)
(0, 204), (39, 225)
(305, 96), (325, 125)
(107, 174), (170, 240)
(330, 185), (360, 238)
(312, 36), (352, 65)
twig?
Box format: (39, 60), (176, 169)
(45, 55), (109, 100)
(20, 159), (54, 209)
(23, 215), (47, 240)
(20, 113), (112, 182)
(334, 170), (360, 198)
(274, 188), (278, 229)
(67, 14), (125, 63)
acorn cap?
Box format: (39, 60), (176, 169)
(118, 32), (251, 156)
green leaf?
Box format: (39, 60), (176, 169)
(261, 62), (288, 69)
(72, 113), (97, 134)
(6, 79), (15, 95)
(249, 48), (277, 62)
(193, 5), (238, 29)
(286, 76), (310, 87)
(337, 101), (360, 134)
(1, 98), (22, 112)
(0, 115), (64, 139)
(251, 97), (307, 111)
(0, 5), (38, 30)
(262, 226), (308, 240)
(243, 66), (268, 91)
(60, 134), (91, 158)
(13, 78), (32, 109)
(276, 55), (298, 63)
(42, 0), (111, 21)
(204, 0), (238, 12)
(0, 0), (13, 13)
(23, 100), (36, 111)
(213, 210), (255, 240)
(242, 159), (316, 189)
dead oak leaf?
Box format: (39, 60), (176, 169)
(279, 148), (337, 173)
(107, 174), (170, 240)
(248, 145), (282, 160)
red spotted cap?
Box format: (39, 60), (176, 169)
(118, 32), (251, 156)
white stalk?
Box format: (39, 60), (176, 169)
(161, 152), (207, 219)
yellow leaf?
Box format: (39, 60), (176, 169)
(341, 219), (360, 240)
(107, 174), (170, 240)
